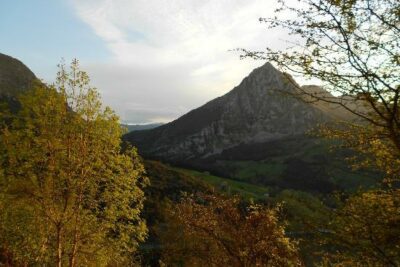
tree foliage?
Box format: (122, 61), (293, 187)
(322, 190), (400, 266)
(318, 122), (400, 184)
(160, 194), (303, 267)
(0, 60), (148, 266)
(240, 0), (400, 264)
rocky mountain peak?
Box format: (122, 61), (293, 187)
(125, 62), (336, 161)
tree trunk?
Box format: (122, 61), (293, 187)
(69, 235), (78, 267)
(56, 225), (62, 267)
(69, 253), (76, 267)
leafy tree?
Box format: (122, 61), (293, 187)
(160, 194), (303, 267)
(322, 190), (400, 266)
(0, 60), (148, 266)
(240, 0), (399, 264)
(318, 122), (400, 184)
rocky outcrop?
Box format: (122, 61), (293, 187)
(125, 63), (340, 160)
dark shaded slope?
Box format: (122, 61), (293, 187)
(0, 53), (37, 112)
(0, 53), (36, 96)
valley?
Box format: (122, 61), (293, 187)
(125, 62), (382, 197)
(1, 10), (398, 262)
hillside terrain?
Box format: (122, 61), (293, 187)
(0, 53), (380, 194)
(0, 53), (37, 112)
(125, 62), (381, 193)
(141, 160), (331, 266)
(0, 53), (36, 96)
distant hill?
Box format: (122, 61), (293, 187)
(0, 53), (36, 96)
(122, 123), (164, 133)
(0, 53), (37, 111)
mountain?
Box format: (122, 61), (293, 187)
(125, 63), (344, 161)
(121, 123), (164, 133)
(125, 63), (381, 193)
(0, 53), (37, 111)
(0, 53), (36, 96)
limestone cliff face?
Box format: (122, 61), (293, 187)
(125, 63), (334, 160)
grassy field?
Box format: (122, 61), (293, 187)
(172, 167), (271, 200)
(236, 161), (283, 180)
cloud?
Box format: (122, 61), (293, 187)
(71, 0), (292, 123)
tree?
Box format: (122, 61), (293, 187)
(160, 194), (303, 267)
(240, 0), (400, 180)
(0, 60), (148, 266)
(240, 1), (400, 264)
(322, 190), (400, 266)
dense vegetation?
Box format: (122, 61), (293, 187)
(0, 61), (147, 266)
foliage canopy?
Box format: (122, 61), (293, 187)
(160, 194), (303, 267)
(0, 60), (148, 266)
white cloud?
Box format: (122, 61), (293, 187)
(71, 0), (293, 123)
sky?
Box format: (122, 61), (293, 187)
(1, 0), (299, 124)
